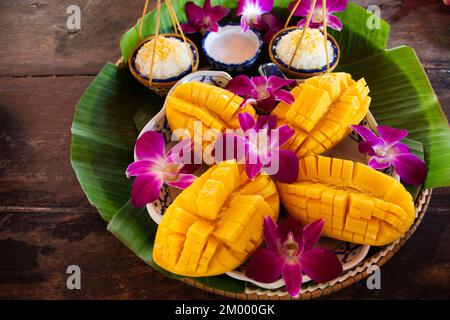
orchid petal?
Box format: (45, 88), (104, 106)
(258, 0), (275, 13)
(273, 89), (295, 105)
(368, 157), (391, 170)
(272, 149), (299, 183)
(282, 262), (303, 297)
(326, 0), (349, 13)
(238, 112), (256, 131)
(267, 76), (295, 91)
(208, 21), (220, 32)
(184, 2), (204, 22)
(301, 247), (343, 283)
(245, 144), (264, 180)
(131, 172), (163, 207)
(377, 125), (409, 147)
(240, 15), (249, 32)
(303, 219), (325, 252)
(278, 218), (303, 245)
(391, 153), (427, 185)
(271, 125), (295, 148)
(256, 96), (277, 113)
(245, 248), (284, 283)
(251, 76), (269, 89)
(135, 131), (166, 161)
(180, 22), (198, 33)
(226, 75), (255, 96)
(391, 142), (410, 154)
(296, 18), (307, 28)
(210, 5), (231, 22)
(358, 140), (382, 156)
(126, 159), (155, 178)
(326, 14), (343, 31)
(351, 125), (379, 142)
(166, 173), (197, 189)
(255, 115), (277, 130)
(290, 0), (311, 16)
(262, 28), (277, 44)
(263, 216), (280, 252)
(236, 0), (246, 15)
(203, 0), (212, 14)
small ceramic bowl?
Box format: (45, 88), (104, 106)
(128, 34), (199, 95)
(269, 26), (340, 78)
(202, 23), (263, 74)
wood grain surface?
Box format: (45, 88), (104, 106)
(0, 0), (449, 299)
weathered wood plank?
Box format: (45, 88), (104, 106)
(0, 0), (144, 77)
(0, 76), (95, 209)
(0, 211), (216, 299)
(0, 1), (449, 76)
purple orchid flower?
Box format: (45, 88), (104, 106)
(226, 75), (295, 114)
(126, 131), (198, 207)
(257, 13), (283, 44)
(290, 0), (348, 31)
(214, 113), (299, 183)
(236, 0), (274, 32)
(181, 0), (230, 34)
(245, 217), (343, 297)
(351, 125), (427, 185)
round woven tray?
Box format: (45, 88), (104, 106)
(115, 59), (432, 300)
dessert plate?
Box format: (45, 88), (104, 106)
(136, 70), (399, 290)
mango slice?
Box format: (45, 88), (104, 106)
(272, 73), (371, 158)
(153, 160), (279, 277)
(165, 82), (256, 153)
(277, 156), (415, 246)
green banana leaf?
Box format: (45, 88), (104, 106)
(71, 1), (450, 294)
(341, 46), (450, 188)
(71, 64), (164, 221)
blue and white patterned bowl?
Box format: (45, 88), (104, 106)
(202, 23), (263, 74)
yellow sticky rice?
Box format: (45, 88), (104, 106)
(275, 29), (334, 70)
(135, 37), (192, 80)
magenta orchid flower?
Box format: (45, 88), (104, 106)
(236, 0), (274, 32)
(226, 75), (295, 114)
(245, 217), (343, 297)
(258, 13), (283, 44)
(126, 131), (198, 207)
(290, 0), (348, 31)
(351, 125), (427, 185)
(181, 0), (230, 34)
(214, 113), (298, 183)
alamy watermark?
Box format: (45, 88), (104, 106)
(366, 265), (381, 290)
(66, 5), (81, 30)
(66, 265), (81, 290)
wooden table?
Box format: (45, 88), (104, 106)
(0, 0), (449, 299)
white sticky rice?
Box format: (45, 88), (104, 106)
(135, 36), (192, 80)
(275, 29), (334, 70)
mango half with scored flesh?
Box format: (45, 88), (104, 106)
(153, 160), (279, 277)
(272, 72), (371, 158)
(165, 82), (256, 153)
(277, 156), (415, 246)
